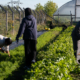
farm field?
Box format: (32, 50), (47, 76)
(24, 26), (77, 80)
(0, 26), (79, 80)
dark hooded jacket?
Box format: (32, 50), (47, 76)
(16, 15), (37, 40)
(71, 21), (80, 40)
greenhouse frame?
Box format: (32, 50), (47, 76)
(53, 0), (80, 24)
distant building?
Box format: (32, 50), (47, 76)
(53, 0), (80, 23)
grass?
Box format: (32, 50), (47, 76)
(23, 26), (77, 80)
(0, 26), (62, 80)
(0, 25), (80, 80)
(70, 65), (80, 80)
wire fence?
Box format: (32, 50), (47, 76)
(0, 5), (68, 36)
(0, 5), (49, 36)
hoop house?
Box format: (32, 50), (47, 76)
(53, 0), (80, 23)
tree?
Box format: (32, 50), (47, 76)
(44, 0), (58, 17)
(35, 3), (44, 11)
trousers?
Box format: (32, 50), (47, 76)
(24, 39), (37, 66)
(72, 36), (77, 58)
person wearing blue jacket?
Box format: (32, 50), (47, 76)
(16, 8), (37, 69)
(71, 21), (80, 58)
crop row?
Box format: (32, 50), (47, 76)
(0, 27), (62, 80)
(24, 26), (77, 80)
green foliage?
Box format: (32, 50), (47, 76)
(0, 27), (62, 80)
(37, 27), (62, 51)
(44, 0), (58, 17)
(35, 0), (58, 17)
(0, 45), (25, 80)
(35, 3), (44, 11)
(0, 26), (79, 80)
(24, 26), (77, 80)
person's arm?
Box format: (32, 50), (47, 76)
(16, 18), (26, 39)
(6, 51), (10, 57)
(5, 46), (10, 57)
(0, 47), (5, 52)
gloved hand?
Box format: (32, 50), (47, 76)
(16, 37), (19, 44)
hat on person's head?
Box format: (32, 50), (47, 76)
(25, 8), (32, 16)
(5, 38), (12, 45)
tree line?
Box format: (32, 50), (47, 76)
(35, 0), (58, 17)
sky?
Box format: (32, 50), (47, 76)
(0, 0), (71, 9)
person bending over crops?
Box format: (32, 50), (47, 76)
(71, 21), (80, 58)
(0, 35), (12, 57)
(62, 24), (68, 31)
(49, 21), (54, 29)
(16, 7), (37, 69)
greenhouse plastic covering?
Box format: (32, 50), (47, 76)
(53, 0), (76, 15)
(53, 0), (80, 22)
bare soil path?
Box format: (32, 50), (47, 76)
(9, 30), (47, 50)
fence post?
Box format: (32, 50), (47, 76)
(33, 11), (37, 24)
(12, 12), (14, 34)
(0, 5), (8, 35)
(14, 6), (21, 24)
(58, 11), (59, 26)
(36, 11), (40, 24)
(35, 11), (37, 23)
(38, 11), (40, 24)
(39, 11), (42, 24)
(8, 5), (14, 35)
(71, 14), (73, 26)
(35, 11), (38, 24)
(33, 10), (37, 19)
(20, 11), (21, 23)
(6, 11), (8, 33)
(23, 8), (25, 17)
(32, 10), (37, 24)
(19, 7), (24, 18)
(41, 11), (44, 24)
(42, 10), (46, 24)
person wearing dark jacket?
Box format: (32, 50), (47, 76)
(16, 8), (37, 69)
(49, 21), (54, 29)
(71, 21), (80, 58)
(62, 24), (68, 31)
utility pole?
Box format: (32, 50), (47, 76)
(8, 0), (22, 7)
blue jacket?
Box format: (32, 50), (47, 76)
(16, 15), (37, 40)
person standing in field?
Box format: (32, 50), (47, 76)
(71, 21), (80, 58)
(16, 8), (37, 69)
